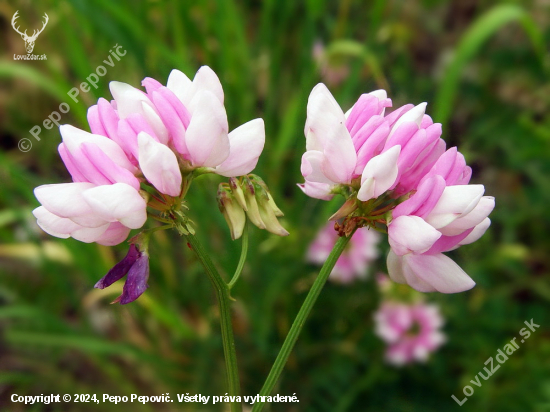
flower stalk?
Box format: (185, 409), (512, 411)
(251, 228), (357, 412)
(185, 232), (242, 412)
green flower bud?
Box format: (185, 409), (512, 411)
(229, 177), (248, 211)
(242, 176), (266, 229)
(329, 198), (358, 221)
(217, 185), (246, 240)
(257, 199), (289, 236)
(247, 174), (284, 216)
(248, 176), (289, 236)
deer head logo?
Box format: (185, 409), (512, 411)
(11, 11), (49, 54)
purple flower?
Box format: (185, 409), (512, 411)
(94, 244), (150, 304)
(374, 301), (445, 366)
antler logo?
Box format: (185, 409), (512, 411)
(11, 11), (49, 54)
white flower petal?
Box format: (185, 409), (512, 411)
(388, 215), (441, 255)
(184, 91), (230, 167)
(138, 132), (182, 196)
(215, 119), (265, 177)
(357, 145), (401, 201)
(82, 183), (147, 229)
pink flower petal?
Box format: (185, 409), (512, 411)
(215, 118), (265, 177)
(34, 182), (96, 219)
(184, 90), (230, 167)
(82, 183), (147, 229)
(94, 222), (131, 246)
(320, 122), (356, 184)
(305, 83), (346, 151)
(357, 145), (400, 201)
(439, 196), (495, 236)
(424, 185), (485, 229)
(388, 215), (442, 255)
(458, 218), (491, 246)
(166, 69), (193, 104)
(80, 142), (140, 190)
(138, 132), (182, 196)
(33, 206), (81, 238)
(404, 253), (476, 293)
(297, 181), (334, 200)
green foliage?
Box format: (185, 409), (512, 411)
(1, 0), (549, 410)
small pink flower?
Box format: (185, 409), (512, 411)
(299, 84), (444, 201)
(307, 224), (380, 283)
(33, 66), (272, 303)
(33, 66), (266, 247)
(374, 301), (445, 366)
(298, 83), (494, 294)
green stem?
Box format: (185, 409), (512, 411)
(185, 233), (242, 412)
(251, 230), (356, 412)
(228, 221), (249, 290)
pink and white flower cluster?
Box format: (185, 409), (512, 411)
(299, 84), (494, 293)
(374, 300), (445, 366)
(307, 223), (380, 283)
(33, 66), (265, 246)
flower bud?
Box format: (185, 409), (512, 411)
(217, 185), (246, 240)
(247, 174), (284, 216)
(248, 176), (289, 236)
(329, 198), (358, 221)
(229, 177), (248, 211)
(242, 176), (266, 229)
(257, 199), (289, 236)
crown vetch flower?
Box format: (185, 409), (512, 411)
(32, 66), (276, 303)
(374, 301), (445, 366)
(298, 83), (494, 294)
(34, 66), (267, 245)
(299, 84), (445, 201)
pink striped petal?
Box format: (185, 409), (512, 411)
(142, 77), (163, 95)
(87, 105), (107, 136)
(58, 143), (87, 183)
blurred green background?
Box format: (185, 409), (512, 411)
(1, 0), (549, 410)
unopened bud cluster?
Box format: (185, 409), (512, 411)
(218, 175), (288, 240)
